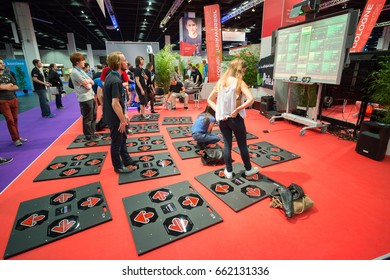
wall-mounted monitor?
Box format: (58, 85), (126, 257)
(274, 10), (358, 85)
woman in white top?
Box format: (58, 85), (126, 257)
(207, 58), (258, 179)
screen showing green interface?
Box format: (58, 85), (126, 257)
(274, 13), (351, 85)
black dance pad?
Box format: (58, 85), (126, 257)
(195, 162), (284, 212)
(130, 114), (160, 122)
(162, 116), (193, 125)
(119, 152), (180, 184)
(213, 129), (258, 142)
(166, 125), (193, 139)
(68, 133), (111, 149)
(33, 152), (107, 182)
(173, 140), (222, 159)
(233, 141), (300, 168)
(123, 180), (223, 255)
(3, 182), (112, 259)
(126, 135), (167, 153)
(127, 123), (160, 134)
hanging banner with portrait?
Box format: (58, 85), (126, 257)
(259, 55), (275, 90)
(180, 17), (202, 56)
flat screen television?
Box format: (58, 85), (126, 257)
(274, 10), (359, 85)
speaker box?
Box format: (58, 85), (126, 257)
(356, 121), (390, 161)
(259, 96), (274, 115)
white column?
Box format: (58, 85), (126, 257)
(12, 2), (40, 75)
(67, 33), (77, 54)
(377, 26), (390, 51)
(4, 43), (15, 59)
(86, 44), (94, 69)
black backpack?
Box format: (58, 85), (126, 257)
(201, 148), (225, 166)
(68, 77), (74, 89)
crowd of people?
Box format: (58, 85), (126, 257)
(1, 53), (257, 180)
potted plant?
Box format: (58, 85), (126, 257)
(367, 56), (390, 125)
(292, 83), (318, 119)
(223, 51), (260, 87)
(154, 45), (180, 95)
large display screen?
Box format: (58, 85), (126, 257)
(274, 11), (358, 85)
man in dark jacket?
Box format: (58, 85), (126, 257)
(48, 63), (64, 109)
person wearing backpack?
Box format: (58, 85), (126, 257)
(191, 106), (220, 149)
(207, 58), (258, 179)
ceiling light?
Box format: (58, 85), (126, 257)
(149, 1), (152, 5)
(160, 0), (184, 27)
(222, 0), (264, 23)
(147, 8), (150, 11)
(104, 0), (119, 29)
(81, 11), (84, 14)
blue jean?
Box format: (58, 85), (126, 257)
(109, 125), (133, 169)
(35, 89), (51, 117)
(192, 132), (220, 145)
(219, 115), (252, 172)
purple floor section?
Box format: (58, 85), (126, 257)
(0, 93), (81, 193)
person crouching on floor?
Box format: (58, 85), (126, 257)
(103, 51), (136, 174)
(191, 106), (220, 149)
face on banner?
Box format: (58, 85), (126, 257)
(182, 17), (202, 56)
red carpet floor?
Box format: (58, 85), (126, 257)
(1, 100), (389, 260)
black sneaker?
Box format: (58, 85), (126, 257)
(171, 107), (176, 110)
(184, 106), (189, 110)
(0, 157), (13, 166)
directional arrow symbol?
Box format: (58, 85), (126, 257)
(182, 196), (199, 207)
(81, 197), (101, 207)
(215, 184), (230, 193)
(20, 214), (46, 227)
(51, 219), (76, 234)
(53, 193), (74, 203)
(152, 191), (170, 201)
(168, 218), (188, 233)
(134, 210), (154, 224)
(246, 187), (261, 197)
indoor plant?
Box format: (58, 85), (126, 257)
(367, 56), (390, 124)
(154, 45), (180, 95)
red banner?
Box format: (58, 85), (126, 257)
(262, 0), (307, 38)
(350, 0), (386, 53)
(204, 4), (222, 83)
(180, 42), (197, 56)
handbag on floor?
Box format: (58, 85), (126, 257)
(270, 183), (314, 217)
(201, 148), (225, 166)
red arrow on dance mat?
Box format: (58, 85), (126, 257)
(81, 197), (101, 207)
(50, 163), (65, 169)
(51, 219), (76, 234)
(53, 193), (74, 204)
(20, 214), (46, 227)
(246, 187), (261, 196)
(134, 211), (154, 224)
(168, 218), (188, 233)
(182, 196), (199, 207)
(215, 184), (230, 193)
(152, 191), (170, 201)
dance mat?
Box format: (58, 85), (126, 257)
(4, 182), (111, 259)
(233, 141), (300, 167)
(195, 162), (283, 212)
(119, 152), (180, 184)
(129, 114), (160, 122)
(67, 133), (111, 149)
(127, 123), (160, 134)
(162, 117), (193, 125)
(173, 140), (221, 159)
(126, 135), (167, 153)
(123, 181), (222, 255)
(166, 125), (193, 139)
(34, 152), (107, 182)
